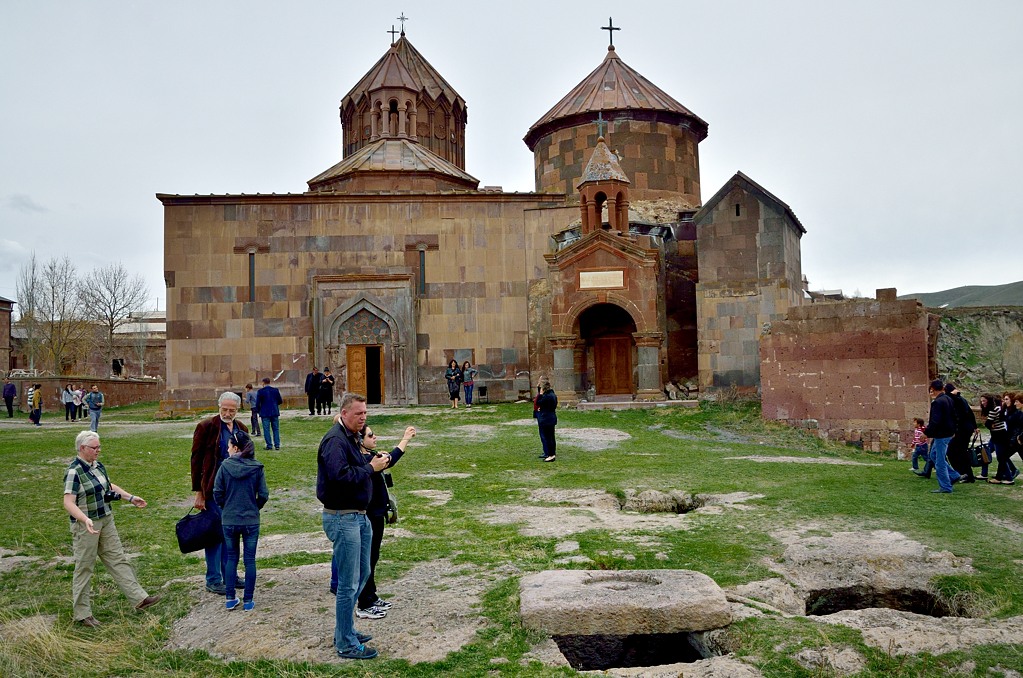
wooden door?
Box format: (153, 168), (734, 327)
(594, 336), (632, 395)
(347, 346), (367, 397)
(346, 344), (385, 404)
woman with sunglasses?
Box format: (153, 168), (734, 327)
(354, 423), (416, 620)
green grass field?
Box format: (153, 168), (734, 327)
(1, 401), (1021, 676)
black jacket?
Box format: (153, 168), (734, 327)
(924, 393), (956, 439)
(536, 390), (558, 427)
(366, 446), (405, 516)
(316, 422), (373, 511)
(949, 393), (977, 438)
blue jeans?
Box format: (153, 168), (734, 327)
(911, 443), (928, 470)
(223, 524), (259, 602)
(323, 511), (372, 651)
(89, 409), (101, 432)
(204, 503), (225, 587)
(262, 416), (280, 449)
(930, 436), (960, 492)
(464, 384), (474, 405)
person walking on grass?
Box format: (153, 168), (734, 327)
(256, 377), (282, 450)
(317, 392), (390, 660)
(63, 430), (160, 627)
(923, 379), (960, 493)
(945, 383), (977, 483)
(909, 418), (928, 473)
(84, 384), (104, 432)
(29, 383), (42, 426)
(3, 378), (15, 418)
(445, 359), (462, 409)
(213, 429), (268, 612)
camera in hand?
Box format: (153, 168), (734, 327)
(104, 490), (122, 503)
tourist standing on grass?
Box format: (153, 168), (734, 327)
(213, 429), (268, 612)
(999, 393), (1020, 481)
(909, 418), (928, 472)
(923, 379), (960, 493)
(62, 384), (76, 421)
(84, 385), (104, 432)
(536, 379), (558, 462)
(3, 378), (16, 418)
(982, 393), (1014, 485)
(244, 383), (261, 436)
(191, 392), (247, 595)
(461, 361), (478, 408)
(1009, 393), (1023, 479)
(355, 423), (415, 620)
(29, 383), (42, 426)
(305, 367), (323, 415)
(256, 377), (282, 450)
(320, 368), (336, 415)
(73, 385), (84, 420)
(445, 359), (462, 409)
(63, 430), (160, 627)
(945, 383), (977, 483)
(317, 392), (389, 660)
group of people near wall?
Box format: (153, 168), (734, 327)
(912, 380), (1022, 492)
(3, 381), (104, 430)
(444, 359), (479, 409)
(304, 367), (337, 415)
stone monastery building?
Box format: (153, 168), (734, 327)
(159, 28), (806, 411)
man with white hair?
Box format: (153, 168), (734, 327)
(191, 391), (247, 594)
(64, 430), (160, 626)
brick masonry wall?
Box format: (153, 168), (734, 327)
(761, 292), (933, 456)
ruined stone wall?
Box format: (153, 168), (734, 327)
(760, 290), (933, 455)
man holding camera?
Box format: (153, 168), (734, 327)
(63, 430), (160, 627)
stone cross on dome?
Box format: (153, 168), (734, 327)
(596, 111), (607, 137)
(601, 17), (620, 48)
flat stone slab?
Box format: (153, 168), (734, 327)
(520, 569), (731, 635)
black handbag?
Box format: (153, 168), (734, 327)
(175, 507), (223, 554)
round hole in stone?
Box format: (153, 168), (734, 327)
(552, 632), (712, 671)
(805, 585), (955, 617)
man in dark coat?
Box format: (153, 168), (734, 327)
(305, 367), (323, 415)
(317, 392), (389, 660)
(190, 391), (247, 594)
(256, 377), (283, 450)
(922, 379), (961, 493)
(945, 382), (978, 483)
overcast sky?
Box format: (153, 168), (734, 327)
(2, 1), (1021, 310)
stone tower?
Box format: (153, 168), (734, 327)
(524, 45), (708, 206)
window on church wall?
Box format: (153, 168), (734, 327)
(735, 204), (741, 217)
(248, 251), (256, 302)
(418, 247), (427, 295)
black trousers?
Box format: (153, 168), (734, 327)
(4, 396), (13, 417)
(948, 432), (974, 479)
(307, 392), (318, 414)
(538, 424), (557, 458)
(357, 514), (386, 609)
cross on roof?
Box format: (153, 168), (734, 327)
(601, 17), (620, 47)
(596, 112), (607, 137)
(387, 25), (399, 44)
(397, 12), (408, 34)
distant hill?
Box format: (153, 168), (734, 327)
(899, 281), (1023, 308)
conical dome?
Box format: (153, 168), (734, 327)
(524, 46), (707, 206)
(341, 35), (467, 170)
(524, 46), (707, 150)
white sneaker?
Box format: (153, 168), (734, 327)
(355, 606), (387, 619)
(371, 598), (393, 610)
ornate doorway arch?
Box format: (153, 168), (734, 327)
(577, 303), (637, 395)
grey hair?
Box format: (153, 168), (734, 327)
(75, 430), (99, 451)
(339, 392), (367, 411)
(218, 391), (242, 407)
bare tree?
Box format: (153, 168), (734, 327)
(79, 263), (150, 375)
(37, 256), (91, 374)
(15, 252), (44, 371)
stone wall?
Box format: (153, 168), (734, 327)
(760, 289), (935, 455)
